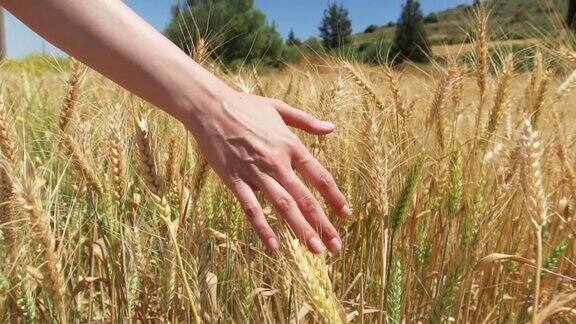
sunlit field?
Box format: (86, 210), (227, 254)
(1, 9), (576, 323)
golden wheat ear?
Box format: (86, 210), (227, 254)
(61, 133), (104, 196)
(519, 119), (548, 229)
(343, 61), (387, 112)
(483, 54), (514, 143)
(280, 225), (345, 324)
(556, 68), (576, 100)
(17, 178), (67, 323)
(59, 58), (83, 133)
(0, 94), (16, 165)
(108, 118), (127, 208)
(133, 116), (163, 196)
(472, 4), (490, 136)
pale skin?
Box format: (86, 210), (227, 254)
(3, 0), (351, 254)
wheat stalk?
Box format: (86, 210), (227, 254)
(62, 134), (104, 196)
(321, 74), (345, 118)
(447, 150), (463, 218)
(192, 37), (208, 64)
(428, 71), (451, 150)
(474, 7), (488, 98)
(484, 54), (514, 141)
(134, 117), (163, 196)
(59, 58), (83, 133)
(0, 166), (16, 262)
(344, 62), (387, 112)
(0, 95), (15, 165)
(448, 61), (465, 110)
(0, 109), (23, 321)
(520, 120), (548, 228)
(360, 98), (388, 218)
(314, 75), (344, 156)
(252, 68), (267, 96)
(281, 229), (344, 324)
(558, 46), (576, 66)
(151, 194), (179, 319)
(0, 164), (22, 320)
(18, 179), (67, 323)
(473, 6), (489, 134)
(383, 66), (405, 121)
(519, 119), (548, 323)
(555, 69), (576, 100)
(109, 122), (127, 208)
(531, 73), (550, 127)
(522, 52), (549, 127)
(0, 94), (17, 264)
(390, 154), (424, 233)
(128, 192), (155, 318)
(164, 132), (177, 200)
(153, 193), (202, 323)
(180, 153), (209, 228)
(523, 51), (545, 127)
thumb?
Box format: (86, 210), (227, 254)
(271, 99), (335, 135)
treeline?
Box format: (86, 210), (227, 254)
(165, 0), (434, 68)
(165, 0), (576, 68)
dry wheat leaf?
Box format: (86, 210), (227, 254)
(72, 277), (109, 298)
(476, 253), (536, 268)
(250, 287), (278, 300)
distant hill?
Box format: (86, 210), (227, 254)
(354, 0), (568, 47)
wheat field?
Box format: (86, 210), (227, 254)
(1, 10), (576, 323)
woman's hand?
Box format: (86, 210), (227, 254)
(2, 0), (350, 254)
(185, 89), (351, 254)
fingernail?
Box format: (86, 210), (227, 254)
(328, 237), (342, 253)
(320, 121), (335, 130)
(267, 237), (280, 251)
(308, 237), (326, 254)
(341, 205), (352, 217)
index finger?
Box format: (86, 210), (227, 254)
(293, 151), (351, 218)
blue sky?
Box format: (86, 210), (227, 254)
(6, 0), (470, 58)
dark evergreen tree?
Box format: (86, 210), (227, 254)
(319, 2), (352, 49)
(569, 0), (576, 30)
(165, 0), (284, 67)
(391, 0), (431, 63)
(364, 24), (379, 33)
(286, 29), (301, 46)
(424, 12), (439, 24)
(473, 0), (481, 7)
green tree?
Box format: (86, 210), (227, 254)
(424, 12), (439, 24)
(364, 24), (379, 33)
(302, 37), (324, 52)
(569, 0), (576, 30)
(165, 0), (284, 67)
(286, 29), (301, 46)
(319, 2), (352, 49)
(391, 0), (431, 63)
(358, 39), (390, 64)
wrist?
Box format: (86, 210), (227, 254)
(171, 67), (236, 130)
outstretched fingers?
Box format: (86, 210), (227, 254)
(229, 179), (280, 252)
(294, 151), (351, 218)
(276, 168), (343, 253)
(258, 175), (327, 254)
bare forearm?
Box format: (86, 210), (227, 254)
(2, 0), (228, 123)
